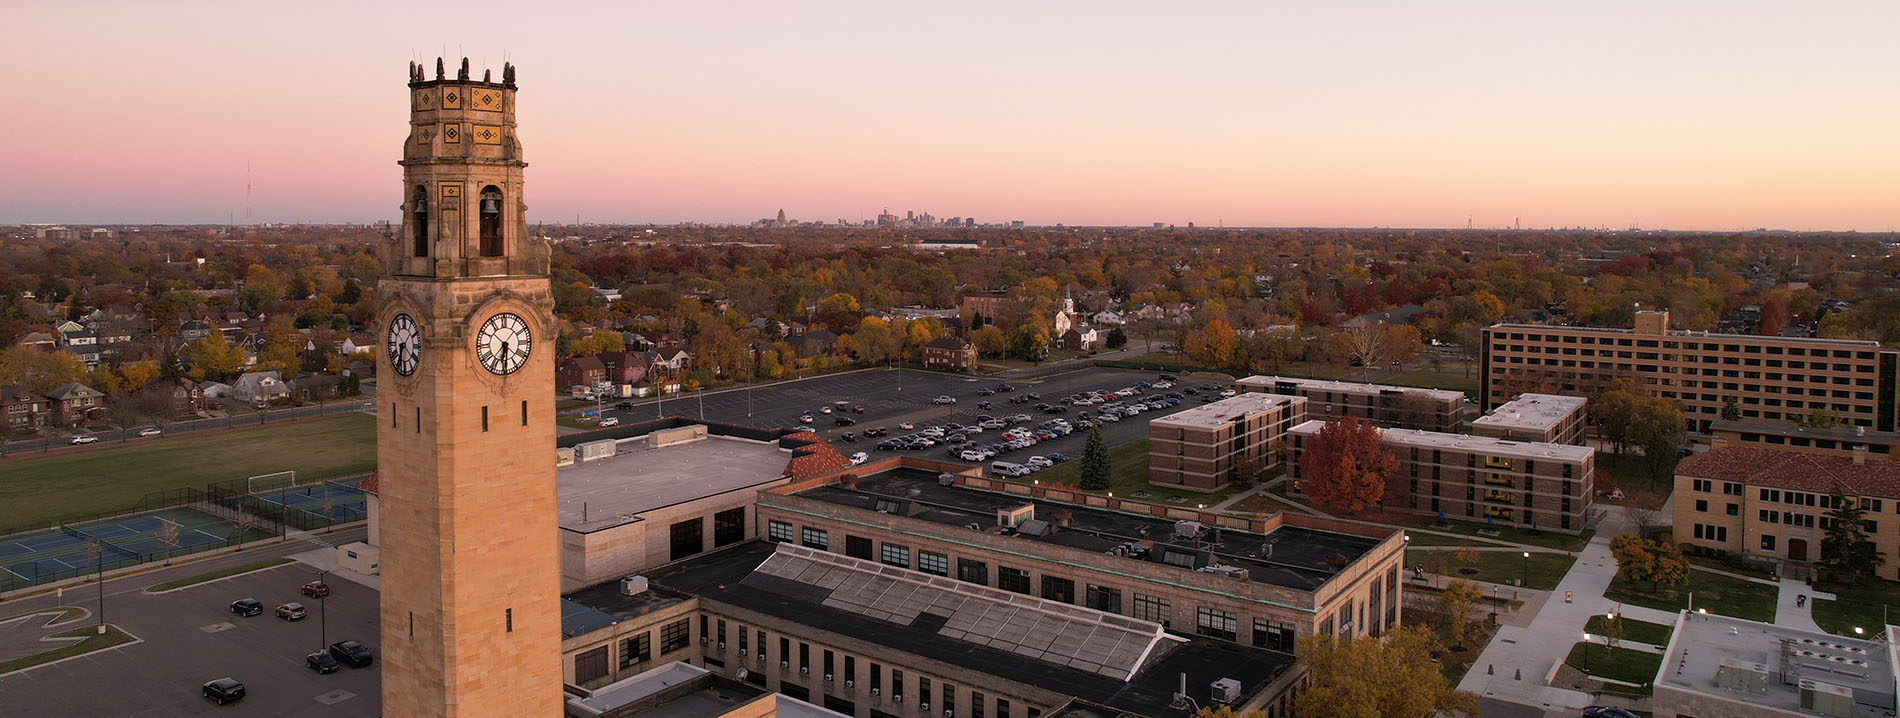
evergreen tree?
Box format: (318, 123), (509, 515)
(1820, 490), (1884, 585)
(1079, 426), (1111, 490)
(1106, 326), (1128, 349)
(1720, 396), (1741, 421)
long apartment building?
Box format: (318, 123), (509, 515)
(1709, 419), (1900, 462)
(1675, 445), (1900, 581)
(1148, 393), (1307, 491)
(1235, 375), (1466, 433)
(1289, 420), (1597, 533)
(1471, 393), (1588, 445)
(1482, 309), (1900, 434)
(558, 460), (1409, 718)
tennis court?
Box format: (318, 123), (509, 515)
(0, 506), (268, 588)
(251, 482), (368, 522)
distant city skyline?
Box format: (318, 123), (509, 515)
(4, 1), (1898, 231)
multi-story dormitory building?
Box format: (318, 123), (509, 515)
(1674, 445), (1900, 581)
(1289, 420), (1597, 532)
(559, 459), (1408, 718)
(1235, 375), (1466, 433)
(1482, 309), (1900, 434)
(1149, 393), (1307, 491)
(1471, 393), (1588, 445)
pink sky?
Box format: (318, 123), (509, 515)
(5, 1), (1897, 230)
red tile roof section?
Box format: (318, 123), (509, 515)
(782, 430), (851, 480)
(355, 472), (378, 495)
(1677, 446), (1900, 498)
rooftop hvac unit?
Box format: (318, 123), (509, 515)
(1210, 678), (1242, 704)
(619, 576), (649, 597)
(1714, 658), (1769, 695)
(1798, 679), (1855, 718)
(1174, 521), (1204, 540)
(578, 439), (617, 462)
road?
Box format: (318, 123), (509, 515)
(1, 401), (376, 458)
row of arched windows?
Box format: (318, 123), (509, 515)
(411, 185), (505, 258)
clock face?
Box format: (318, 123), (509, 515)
(387, 314), (420, 376)
(475, 312), (532, 375)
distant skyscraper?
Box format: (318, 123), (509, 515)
(775, 208), (787, 227)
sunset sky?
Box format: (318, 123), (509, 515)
(5, 1), (1896, 230)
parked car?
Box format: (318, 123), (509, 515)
(137, 427), (163, 437)
(833, 416), (857, 426)
(275, 602), (306, 621)
(899, 422), (916, 430)
(838, 431), (856, 442)
(305, 651), (341, 674)
(201, 678), (246, 705)
(229, 598), (263, 617)
(990, 461), (1032, 477)
(301, 581), (331, 598)
(976, 388), (995, 396)
(1026, 456), (1054, 468)
(614, 401), (634, 410)
(848, 452), (869, 466)
(598, 417), (620, 427)
(996, 383), (1014, 392)
(1047, 453), (1072, 463)
(69, 435), (98, 445)
(328, 640), (374, 668)
(932, 395), (956, 405)
(1582, 708), (1639, 718)
(852, 405), (866, 414)
(819, 406), (833, 414)
(799, 414), (814, 424)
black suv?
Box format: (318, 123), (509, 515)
(306, 651), (341, 674)
(329, 640), (374, 668)
(833, 416), (857, 426)
(229, 598), (263, 617)
(201, 678), (245, 705)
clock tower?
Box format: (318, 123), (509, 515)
(375, 57), (561, 717)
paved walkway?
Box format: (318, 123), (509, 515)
(1772, 578), (1831, 633)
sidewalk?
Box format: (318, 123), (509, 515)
(1772, 578), (1830, 633)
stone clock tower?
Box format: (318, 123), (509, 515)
(375, 57), (560, 717)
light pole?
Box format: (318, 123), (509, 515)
(1582, 632), (1592, 672)
(1522, 551), (1530, 587)
(316, 569), (328, 651)
(95, 540), (105, 633)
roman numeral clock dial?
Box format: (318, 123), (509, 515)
(474, 312), (532, 375)
(387, 313), (421, 376)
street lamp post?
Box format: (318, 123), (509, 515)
(317, 569), (328, 651)
(1522, 551), (1530, 587)
(1582, 632), (1592, 672)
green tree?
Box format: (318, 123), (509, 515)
(1105, 326), (1127, 349)
(1819, 491), (1884, 585)
(1290, 626), (1477, 718)
(187, 331), (246, 381)
(1720, 396), (1741, 422)
(1434, 579), (1482, 650)
(1296, 416), (1399, 514)
(1589, 388), (1639, 454)
(1801, 408), (1847, 429)
(1079, 426), (1111, 490)
(1008, 325), (1049, 362)
(1628, 397), (1686, 485)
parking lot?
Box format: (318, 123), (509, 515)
(596, 366), (1235, 469)
(0, 532), (379, 717)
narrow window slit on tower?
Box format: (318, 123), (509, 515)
(416, 407), (421, 432)
(481, 406), (489, 432)
(521, 400), (528, 426)
(505, 608), (513, 633)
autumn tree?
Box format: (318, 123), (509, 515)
(119, 360), (160, 393)
(1608, 533), (1689, 590)
(1008, 325), (1049, 362)
(1194, 707), (1265, 718)
(1079, 426), (1111, 490)
(0, 346), (89, 394)
(1819, 490), (1884, 585)
(1189, 319), (1236, 368)
(187, 330), (246, 381)
(1290, 626), (1476, 718)
(1297, 416), (1399, 514)
(1628, 396), (1686, 484)
(971, 326), (1007, 357)
(1434, 579), (1483, 651)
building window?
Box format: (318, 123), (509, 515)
(957, 558), (988, 585)
(802, 527), (829, 550)
(880, 543), (910, 568)
(846, 535), (874, 560)
(669, 518), (704, 561)
(619, 633), (651, 668)
(1253, 619), (1295, 652)
(1762, 535), (1777, 552)
(1085, 585), (1122, 614)
(1726, 503), (1739, 516)
(713, 507), (745, 547)
(660, 618), (690, 654)
(1695, 499), (1708, 513)
(918, 550), (949, 576)
(1197, 607), (1238, 641)
(768, 520), (794, 543)
(998, 566), (1030, 594)
(574, 646), (609, 684)
(1041, 575), (1076, 604)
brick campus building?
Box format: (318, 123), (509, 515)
(1674, 445), (1900, 581)
(1482, 309), (1900, 434)
(1148, 393), (1307, 491)
(558, 460), (1407, 717)
(1235, 375), (1465, 434)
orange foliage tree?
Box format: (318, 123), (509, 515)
(1298, 416), (1399, 514)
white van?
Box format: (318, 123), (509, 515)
(990, 461), (1031, 478)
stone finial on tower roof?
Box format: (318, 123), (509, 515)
(436, 57), (445, 80)
(483, 68), (491, 82)
(503, 63), (516, 87)
(458, 57), (470, 81)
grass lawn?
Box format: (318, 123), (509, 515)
(1596, 451), (1676, 506)
(1227, 493), (1307, 516)
(1385, 369), (1480, 396)
(1606, 569), (1778, 623)
(1406, 548), (1577, 590)
(1587, 614), (1675, 647)
(1349, 506), (1595, 551)
(0, 415), (375, 535)
(1564, 642), (1663, 693)
(146, 557), (296, 592)
(1684, 554), (1777, 581)
(995, 438), (1242, 505)
(1812, 579), (1900, 637)
(0, 624), (136, 675)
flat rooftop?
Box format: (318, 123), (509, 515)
(628, 541), (1296, 717)
(560, 434), (789, 532)
(789, 467), (1388, 592)
(1488, 323), (1885, 348)
(1473, 393), (1587, 432)
(1711, 419), (1900, 446)
(1237, 375), (1465, 402)
(1291, 419), (1594, 463)
(1658, 611), (1897, 717)
(1149, 393), (1303, 430)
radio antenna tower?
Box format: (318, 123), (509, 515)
(245, 160), (253, 223)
